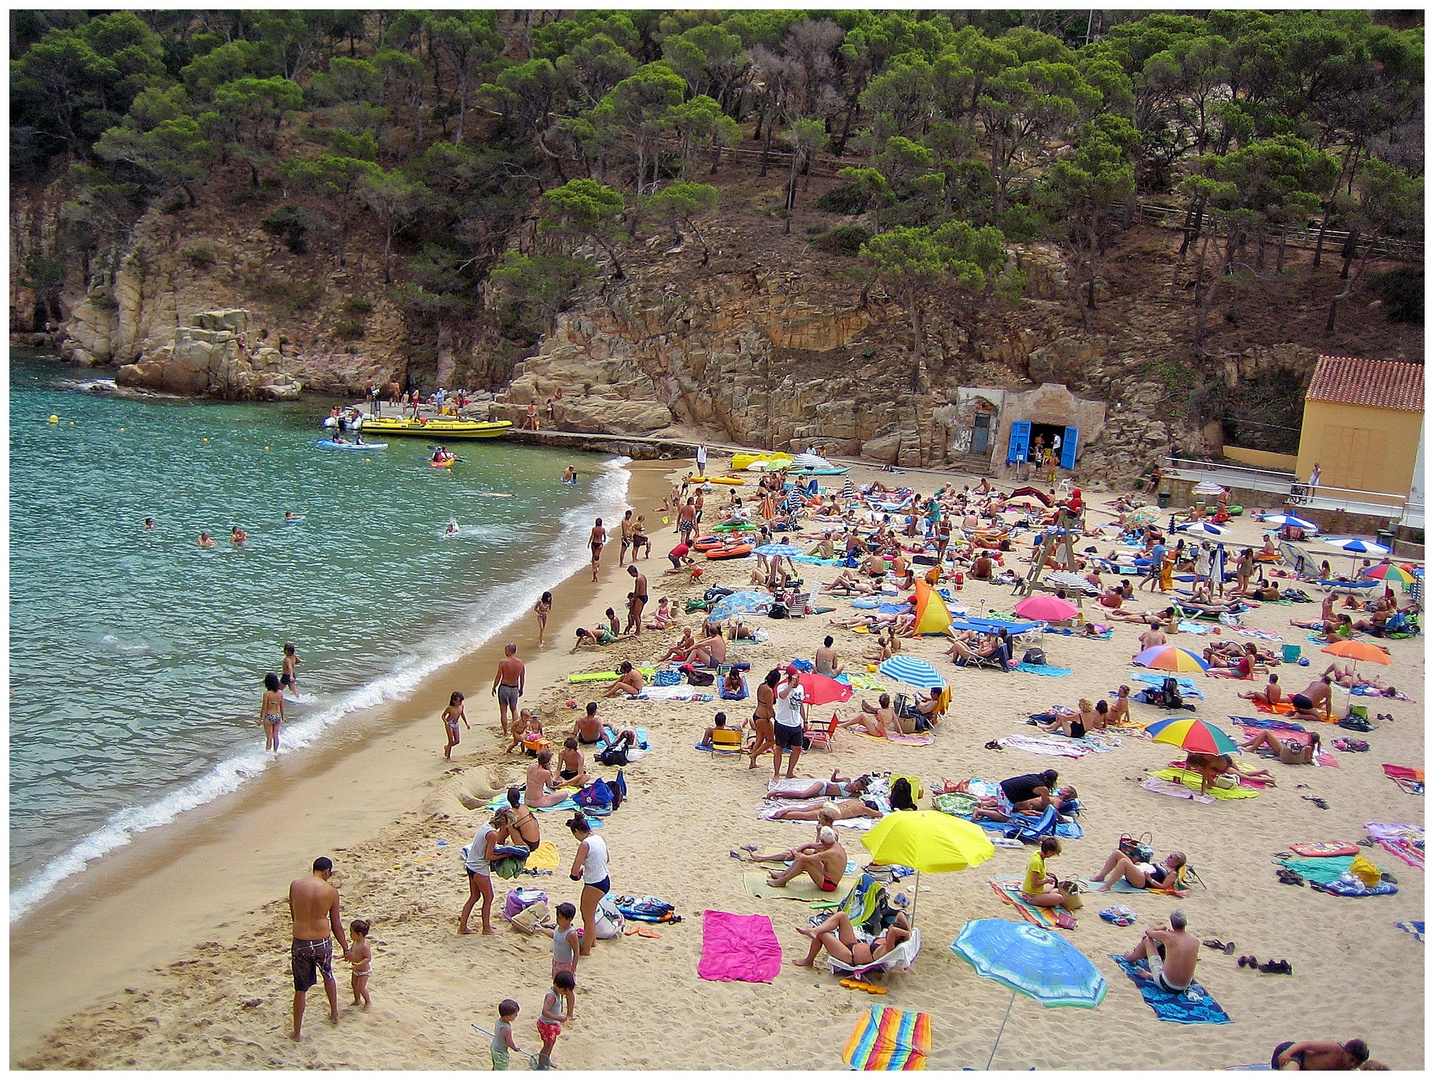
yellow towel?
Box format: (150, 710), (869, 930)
(525, 841), (560, 871)
(1152, 768), (1260, 800)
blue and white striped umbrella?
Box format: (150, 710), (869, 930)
(1259, 513), (1319, 532)
(754, 543), (802, 557)
(1322, 537), (1391, 555)
(1174, 520), (1229, 536)
(878, 656), (946, 690)
(707, 590), (772, 622)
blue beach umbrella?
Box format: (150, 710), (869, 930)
(878, 656), (946, 690)
(1259, 513), (1319, 532)
(707, 590), (772, 622)
(952, 919), (1107, 1068)
(1321, 537), (1391, 555)
(754, 543), (803, 557)
(1174, 520), (1229, 536)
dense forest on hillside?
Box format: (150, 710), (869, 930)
(10, 9), (1425, 376)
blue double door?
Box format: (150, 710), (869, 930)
(1006, 421), (1078, 469)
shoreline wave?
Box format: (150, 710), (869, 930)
(9, 457), (633, 925)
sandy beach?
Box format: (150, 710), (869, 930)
(13, 456), (1424, 1071)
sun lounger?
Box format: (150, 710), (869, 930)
(826, 926), (922, 981)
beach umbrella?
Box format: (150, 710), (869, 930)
(1174, 520), (1230, 536)
(879, 656), (947, 690)
(1359, 562), (1415, 586)
(861, 811), (995, 875)
(1144, 716), (1240, 756)
(912, 579), (953, 635)
(798, 672), (854, 706)
(1043, 570), (1100, 596)
(951, 919), (1107, 1069)
(1192, 481), (1228, 496)
(1132, 645), (1209, 672)
(1320, 640), (1392, 666)
(754, 543), (802, 557)
(1012, 595), (1079, 622)
(707, 590), (771, 622)
(1123, 506), (1162, 529)
(1321, 537), (1391, 555)
(1259, 513), (1319, 532)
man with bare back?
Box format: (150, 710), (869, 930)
(492, 643), (526, 736)
(289, 856), (350, 1041)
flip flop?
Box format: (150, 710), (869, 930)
(740, 844), (760, 852)
(729, 850), (746, 861)
(636, 927), (661, 939)
(1201, 939), (1226, 951)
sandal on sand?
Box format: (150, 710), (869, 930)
(636, 927), (661, 939)
(1237, 955), (1257, 968)
(984, 740), (1003, 751)
(1276, 868), (1307, 886)
(1202, 939), (1225, 951)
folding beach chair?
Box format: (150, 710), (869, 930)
(805, 715), (840, 752)
(703, 727), (745, 759)
(827, 927), (923, 982)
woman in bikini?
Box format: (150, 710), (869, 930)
(441, 691), (469, 761)
(1090, 850), (1186, 891)
(504, 787), (542, 851)
(747, 667), (779, 771)
(259, 672), (285, 753)
(525, 750), (573, 808)
(765, 772), (871, 800)
(792, 910), (912, 968)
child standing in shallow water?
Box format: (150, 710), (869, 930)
(345, 919), (371, 1010)
(280, 642), (301, 697)
(259, 673), (285, 753)
(442, 691), (470, 760)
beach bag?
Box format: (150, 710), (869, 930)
(1338, 714), (1373, 732)
(509, 900), (550, 934)
(685, 598), (709, 613)
(504, 887), (549, 922)
(767, 603), (789, 619)
(614, 895), (677, 923)
(890, 778), (917, 811)
(653, 668), (682, 687)
(682, 664), (715, 687)
(1159, 678), (1184, 709)
(1057, 881), (1084, 910)
(1022, 647), (1047, 666)
(574, 778), (615, 808)
(593, 894), (625, 939)
(597, 741), (630, 767)
(1119, 832), (1155, 864)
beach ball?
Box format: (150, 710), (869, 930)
(47, 415), (58, 423)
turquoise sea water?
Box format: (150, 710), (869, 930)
(8, 353), (628, 920)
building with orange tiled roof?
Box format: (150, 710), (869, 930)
(1296, 355), (1424, 498)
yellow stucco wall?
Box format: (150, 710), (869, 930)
(1297, 400), (1422, 495)
(1224, 446), (1299, 471)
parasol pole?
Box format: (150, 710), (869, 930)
(905, 869), (920, 923)
(984, 989), (1017, 1070)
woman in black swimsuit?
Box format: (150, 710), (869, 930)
(505, 786), (541, 851)
(793, 911), (912, 969)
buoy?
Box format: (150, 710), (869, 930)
(203, 438), (209, 443)
(119, 427), (125, 432)
(47, 415), (58, 423)
(264, 445), (270, 450)
(68, 421), (74, 426)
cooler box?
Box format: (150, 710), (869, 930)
(1281, 644), (1301, 664)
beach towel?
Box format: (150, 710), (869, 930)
(1176, 620), (1213, 636)
(845, 673), (889, 692)
(698, 911), (782, 983)
(990, 878), (1068, 928)
(1109, 955), (1231, 1025)
(843, 1006), (932, 1072)
(1151, 767), (1260, 799)
(997, 734), (1089, 758)
(1365, 823), (1424, 870)
(1311, 877), (1398, 897)
(1014, 662), (1075, 677)
(1396, 921), (1424, 942)
(595, 728), (650, 752)
(860, 730), (936, 747)
(1278, 855), (1356, 886)
(1352, 685), (1412, 700)
(523, 841), (560, 871)
(720, 676), (750, 701)
(1235, 726), (1339, 768)
(1231, 717), (1305, 732)
(758, 802), (879, 831)
(1382, 764), (1424, 796)
(1141, 775), (1215, 804)
(635, 685), (715, 702)
(1252, 698), (1298, 715)
(1074, 732), (1123, 754)
(487, 792), (586, 816)
(743, 869), (858, 905)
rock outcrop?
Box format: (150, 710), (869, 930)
(116, 309), (301, 400)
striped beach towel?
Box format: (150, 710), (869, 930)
(843, 1006), (932, 1071)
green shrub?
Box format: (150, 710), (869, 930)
(816, 183), (869, 215)
(182, 246), (216, 268)
(345, 298), (374, 314)
(811, 225), (872, 256)
(263, 205), (312, 254)
(334, 319), (366, 340)
(1368, 267), (1423, 324)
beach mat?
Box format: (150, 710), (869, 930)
(524, 841), (559, 871)
(1382, 764), (1424, 796)
(697, 910), (782, 983)
(743, 869), (857, 905)
(843, 1006), (932, 1071)
(997, 734), (1089, 758)
(1014, 662), (1075, 677)
(1151, 767), (1260, 799)
(1109, 954), (1231, 1025)
(1396, 921), (1424, 942)
(1365, 823), (1424, 870)
(860, 730), (936, 747)
(990, 878), (1067, 928)
(1278, 855), (1355, 885)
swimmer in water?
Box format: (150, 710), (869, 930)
(143, 517), (155, 530)
(446, 521), (459, 536)
(561, 465), (576, 484)
(284, 510), (301, 521)
(198, 531), (216, 548)
(231, 525), (247, 545)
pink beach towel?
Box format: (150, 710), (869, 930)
(698, 911), (783, 983)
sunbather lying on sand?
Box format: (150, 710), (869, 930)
(766, 772), (871, 800)
(1239, 729), (1321, 764)
(1183, 751), (1275, 792)
(792, 910), (912, 969)
(1090, 849), (1186, 891)
(769, 797), (883, 823)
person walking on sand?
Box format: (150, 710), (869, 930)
(772, 664), (808, 780)
(695, 442), (708, 477)
(534, 592), (552, 646)
(442, 691), (470, 760)
(625, 565), (649, 635)
(288, 856), (350, 1042)
(588, 518), (607, 581)
(492, 643), (526, 736)
(260, 673), (286, 754)
(749, 667), (779, 770)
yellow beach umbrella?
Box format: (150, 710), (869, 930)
(861, 810), (995, 874)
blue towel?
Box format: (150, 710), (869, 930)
(1229, 717), (1305, 731)
(1128, 672), (1206, 700)
(596, 727), (649, 751)
(1109, 955), (1231, 1025)
(1396, 920), (1424, 941)
(1015, 662), (1074, 677)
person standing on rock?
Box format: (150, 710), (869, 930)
(695, 442), (708, 477)
(288, 856), (349, 1042)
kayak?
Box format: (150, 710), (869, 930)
(315, 439), (387, 450)
(706, 476), (747, 486)
(430, 458), (456, 468)
(360, 416), (512, 440)
(788, 466), (850, 476)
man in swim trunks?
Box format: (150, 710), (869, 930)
(492, 643), (526, 737)
(625, 565), (648, 636)
(1271, 1039), (1368, 1071)
(677, 497), (697, 539)
(571, 702), (637, 749)
(1290, 674), (1333, 722)
(765, 826), (847, 891)
(618, 510), (634, 567)
(793, 910), (913, 969)
(1123, 910), (1198, 994)
(588, 518), (606, 581)
(288, 856), (350, 1041)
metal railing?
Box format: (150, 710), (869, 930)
(1161, 456), (1408, 520)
